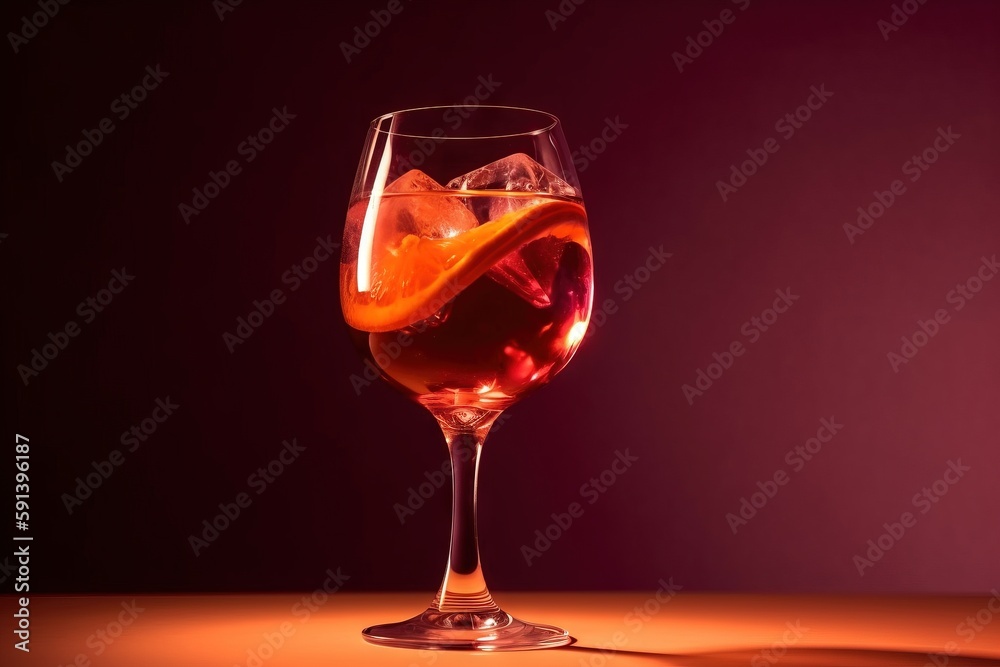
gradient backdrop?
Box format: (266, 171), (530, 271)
(3, 0), (999, 595)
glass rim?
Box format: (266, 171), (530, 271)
(369, 105), (560, 140)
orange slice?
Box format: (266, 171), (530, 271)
(342, 200), (588, 333)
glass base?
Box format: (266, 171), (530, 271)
(362, 608), (571, 651)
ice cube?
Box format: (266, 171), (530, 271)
(485, 237), (567, 308)
(446, 152), (578, 195)
(446, 153), (579, 219)
(374, 170), (478, 249)
(486, 253), (549, 307)
(446, 155), (579, 306)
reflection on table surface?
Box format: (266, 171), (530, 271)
(12, 592), (1000, 666)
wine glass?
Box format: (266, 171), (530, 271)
(340, 105), (593, 650)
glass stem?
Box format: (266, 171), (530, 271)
(430, 408), (501, 616)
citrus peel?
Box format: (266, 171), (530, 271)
(342, 200), (588, 333)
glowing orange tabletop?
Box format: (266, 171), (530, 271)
(11, 592), (1000, 666)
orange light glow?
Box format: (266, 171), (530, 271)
(20, 593), (1000, 666)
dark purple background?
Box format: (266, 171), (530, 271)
(3, 0), (998, 594)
